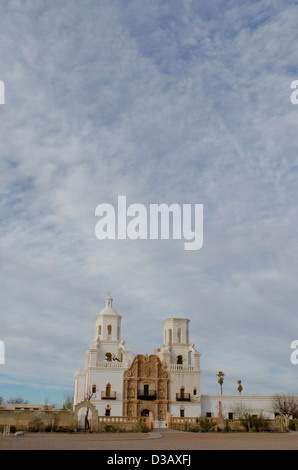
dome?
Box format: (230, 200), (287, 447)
(98, 296), (120, 317)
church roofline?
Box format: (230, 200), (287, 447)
(163, 317), (190, 323)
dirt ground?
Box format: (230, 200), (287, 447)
(1, 429), (298, 451)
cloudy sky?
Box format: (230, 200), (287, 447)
(0, 0), (298, 407)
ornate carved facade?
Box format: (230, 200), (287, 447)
(123, 354), (169, 420)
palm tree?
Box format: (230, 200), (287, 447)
(217, 371), (225, 395)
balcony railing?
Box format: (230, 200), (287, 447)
(96, 361), (125, 369)
(169, 364), (195, 371)
(101, 391), (117, 400)
(137, 391), (157, 400)
(176, 392), (191, 402)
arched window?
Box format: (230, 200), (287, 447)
(177, 328), (181, 343)
(98, 325), (101, 337)
(177, 355), (183, 364)
(92, 384), (96, 394)
(169, 329), (172, 344)
(106, 383), (111, 397)
(180, 387), (185, 399)
(105, 352), (112, 362)
(107, 325), (112, 337)
(117, 326), (120, 340)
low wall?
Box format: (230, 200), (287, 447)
(170, 417), (199, 431)
(0, 409), (282, 433)
(0, 409), (76, 432)
(169, 416), (281, 432)
(98, 416), (151, 432)
(0, 410), (150, 433)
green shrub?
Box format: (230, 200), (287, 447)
(224, 419), (232, 432)
(27, 418), (45, 432)
(249, 426), (257, 432)
(288, 419), (298, 431)
(135, 419), (150, 433)
(191, 417), (216, 433)
(104, 424), (116, 432)
(191, 425), (201, 432)
(240, 413), (269, 432)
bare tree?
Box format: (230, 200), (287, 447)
(232, 402), (248, 419)
(83, 390), (94, 430)
(7, 396), (29, 404)
(271, 394), (298, 429)
(43, 397), (55, 410)
(62, 394), (73, 410)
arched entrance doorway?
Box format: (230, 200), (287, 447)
(140, 409), (150, 417)
(74, 400), (98, 431)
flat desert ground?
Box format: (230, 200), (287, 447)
(1, 429), (298, 450)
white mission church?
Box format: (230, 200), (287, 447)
(73, 296), (280, 427)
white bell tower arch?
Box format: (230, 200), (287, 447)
(94, 295), (122, 343)
(155, 316), (201, 417)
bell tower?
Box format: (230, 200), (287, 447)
(158, 318), (200, 368)
(155, 316), (201, 417)
(94, 295), (122, 343)
(86, 295), (131, 367)
(73, 295), (131, 417)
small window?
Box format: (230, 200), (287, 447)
(193, 389), (197, 395)
(92, 384), (96, 394)
(105, 352), (112, 362)
(177, 328), (181, 343)
(98, 325), (101, 336)
(106, 383), (111, 397)
(206, 412), (212, 418)
(177, 355), (183, 364)
(228, 412), (234, 420)
(105, 408), (111, 416)
(180, 409), (185, 418)
(107, 325), (112, 336)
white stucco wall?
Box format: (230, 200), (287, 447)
(201, 395), (277, 419)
